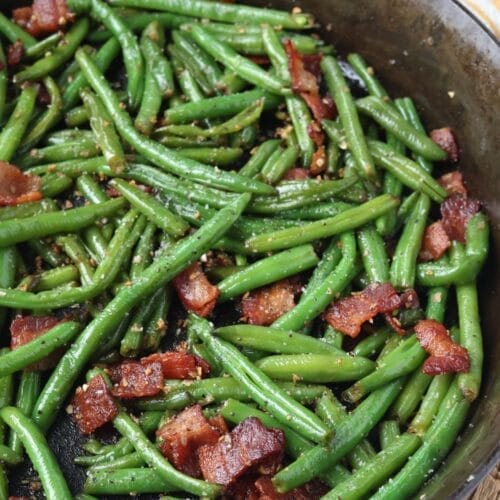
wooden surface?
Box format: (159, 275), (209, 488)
(471, 464), (500, 500)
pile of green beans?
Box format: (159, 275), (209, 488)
(0, 1), (490, 499)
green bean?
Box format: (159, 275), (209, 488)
(15, 19), (89, 83)
(352, 327), (393, 358)
(24, 32), (64, 60)
(0, 443), (22, 464)
(65, 105), (90, 126)
(85, 450), (144, 471)
(302, 237), (342, 293)
(0, 85), (38, 162)
(357, 225), (390, 283)
(56, 235), (95, 286)
(343, 336), (425, 403)
(0, 407), (72, 499)
(0, 246), (18, 328)
(279, 200), (355, 221)
(273, 232), (359, 331)
(217, 244), (318, 301)
(164, 89), (280, 124)
(111, 178), (189, 237)
(39, 172), (73, 197)
(347, 53), (388, 98)
(17, 266), (79, 293)
(175, 146), (242, 166)
(19, 77), (63, 154)
(0, 198), (126, 248)
(249, 176), (357, 215)
(259, 145), (299, 184)
(85, 468), (176, 495)
(256, 353), (375, 383)
(417, 213), (489, 286)
(321, 56), (377, 183)
(0, 352), (13, 497)
(284, 95), (315, 167)
(379, 420), (401, 450)
(81, 88), (126, 172)
(371, 381), (469, 500)
(142, 22), (175, 97)
(0, 42), (6, 124)
(390, 193), (430, 289)
(163, 99), (264, 138)
(356, 95), (446, 161)
(130, 222), (156, 279)
(8, 371), (41, 459)
(142, 286), (171, 351)
(113, 411), (220, 497)
(191, 314), (330, 443)
(30, 193), (250, 432)
(0, 12), (37, 47)
(273, 378), (404, 492)
(456, 281), (482, 401)
(109, 0), (314, 29)
(0, 322), (80, 378)
(27, 239), (65, 268)
(75, 48), (274, 195)
(390, 370), (431, 424)
(215, 325), (346, 356)
(246, 194), (397, 252)
(189, 25), (289, 95)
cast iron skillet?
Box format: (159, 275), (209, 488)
(2, 0), (499, 498)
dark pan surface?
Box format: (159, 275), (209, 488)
(2, 0), (500, 498)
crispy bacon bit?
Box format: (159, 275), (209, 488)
(7, 41), (24, 66)
(157, 405), (224, 477)
(429, 127), (459, 162)
(173, 262), (220, 317)
(209, 415), (229, 435)
(324, 283), (401, 338)
(440, 195), (481, 243)
(283, 168), (309, 181)
(198, 417), (285, 489)
(14, 0), (74, 38)
(141, 352), (210, 380)
(399, 288), (420, 310)
(109, 360), (163, 399)
(10, 315), (64, 370)
(438, 171), (467, 197)
(310, 146), (327, 175)
(284, 40), (335, 122)
(0, 162), (42, 206)
(254, 476), (329, 500)
(307, 121), (324, 147)
(242, 279), (300, 326)
(414, 319), (470, 375)
(248, 55), (271, 65)
(419, 221), (451, 261)
(72, 375), (118, 435)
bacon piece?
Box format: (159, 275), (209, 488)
(419, 221), (451, 261)
(141, 351), (210, 380)
(429, 127), (459, 162)
(307, 121), (324, 148)
(248, 55), (271, 66)
(324, 283), (402, 338)
(254, 476), (329, 500)
(414, 319), (470, 375)
(71, 375), (118, 435)
(7, 41), (24, 66)
(108, 360), (163, 399)
(14, 0), (74, 38)
(310, 145), (327, 175)
(10, 315), (64, 371)
(242, 279), (300, 326)
(157, 404), (224, 477)
(440, 195), (481, 243)
(198, 417), (285, 489)
(283, 168), (309, 181)
(209, 415), (229, 435)
(173, 262), (220, 317)
(0, 162), (42, 206)
(438, 171), (467, 197)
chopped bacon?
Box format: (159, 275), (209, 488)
(254, 476), (329, 500)
(324, 283), (402, 338)
(173, 262), (220, 317)
(198, 417), (285, 489)
(141, 351), (210, 380)
(399, 288), (420, 310)
(307, 121), (324, 147)
(248, 55), (271, 66)
(414, 319), (470, 375)
(14, 0), (74, 38)
(242, 279), (300, 326)
(71, 375), (118, 435)
(419, 221), (451, 261)
(301, 54), (323, 80)
(108, 360), (163, 399)
(10, 315), (64, 370)
(438, 171), (467, 197)
(310, 145), (327, 175)
(157, 405), (224, 477)
(7, 41), (24, 66)
(429, 127), (459, 162)
(209, 415), (229, 435)
(0, 162), (42, 206)
(283, 168), (310, 181)
(284, 40), (335, 122)
(440, 195), (481, 243)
